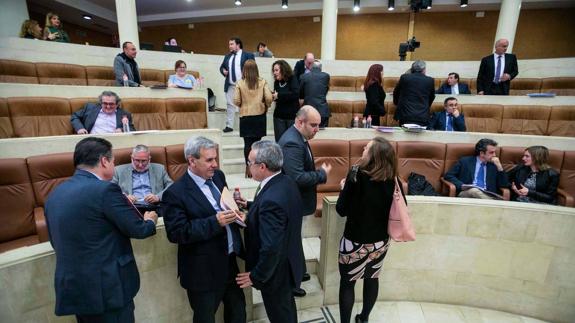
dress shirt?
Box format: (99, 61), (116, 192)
(187, 169), (234, 254)
(132, 169), (152, 201)
(259, 171), (281, 192)
(472, 157), (487, 188)
(168, 74), (197, 89)
(493, 53), (506, 82)
(90, 109), (117, 134)
(445, 114), (454, 131)
(451, 83), (459, 95)
(228, 49), (243, 86)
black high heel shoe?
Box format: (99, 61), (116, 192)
(355, 314), (368, 323)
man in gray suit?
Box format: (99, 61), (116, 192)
(112, 144), (173, 205)
(299, 60), (330, 128)
(114, 41), (142, 87)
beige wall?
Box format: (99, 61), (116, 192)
(29, 12), (115, 47)
(140, 8), (575, 61)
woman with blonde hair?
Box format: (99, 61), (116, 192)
(19, 20), (43, 39)
(336, 137), (405, 323)
(508, 145), (559, 204)
(43, 12), (70, 42)
(234, 59), (273, 177)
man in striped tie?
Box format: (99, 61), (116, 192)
(477, 38), (519, 95)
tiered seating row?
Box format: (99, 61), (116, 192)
(0, 97), (207, 138)
(0, 59), (200, 87)
(328, 100), (575, 137)
(329, 75), (575, 95)
(309, 139), (575, 217)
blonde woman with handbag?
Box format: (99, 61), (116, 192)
(234, 59), (273, 178)
(336, 137), (407, 323)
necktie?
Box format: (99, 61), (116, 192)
(254, 183), (261, 198)
(206, 179), (237, 255)
(205, 179), (221, 202)
(494, 55), (502, 84)
(446, 115), (453, 131)
(476, 163), (486, 189)
(231, 53), (237, 83)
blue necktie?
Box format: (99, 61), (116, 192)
(205, 179), (221, 202)
(205, 179), (237, 255)
(230, 53), (237, 83)
(494, 55), (502, 84)
(476, 163), (486, 189)
(446, 115), (454, 131)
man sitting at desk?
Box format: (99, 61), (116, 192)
(112, 144), (173, 205)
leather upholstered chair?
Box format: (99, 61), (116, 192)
(0, 98), (14, 138)
(509, 78), (542, 95)
(0, 59), (38, 84)
(558, 151), (575, 207)
(35, 62), (88, 85)
(459, 104), (503, 133)
(441, 143), (476, 196)
(140, 69), (166, 87)
(547, 106), (575, 137)
(86, 66), (115, 86)
(7, 97), (73, 137)
(329, 76), (357, 92)
(383, 77), (399, 93)
(327, 100), (354, 128)
(541, 77), (575, 96)
(396, 141), (446, 195)
(121, 98), (168, 131)
(500, 105), (551, 135)
(165, 98), (207, 129)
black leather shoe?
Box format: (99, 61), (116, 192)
(302, 273), (311, 282)
(292, 287), (306, 297)
(223, 127), (233, 133)
(355, 314), (368, 323)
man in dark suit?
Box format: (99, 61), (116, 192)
(477, 38), (519, 95)
(393, 60), (435, 127)
(293, 52), (315, 82)
(71, 90), (135, 134)
(427, 97), (466, 132)
(444, 138), (509, 199)
(278, 106), (331, 296)
(236, 140), (303, 323)
(299, 60), (330, 128)
(436, 72), (471, 94)
(219, 37), (255, 133)
(45, 137), (158, 322)
(162, 136), (246, 323)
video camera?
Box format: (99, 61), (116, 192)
(398, 37), (421, 61)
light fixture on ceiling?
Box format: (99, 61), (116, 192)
(82, 14), (92, 20)
(427, 0), (432, 9)
(235, 0), (241, 6)
(388, 0), (395, 11)
(353, 0), (360, 12)
(282, 0), (288, 9)
(460, 0), (468, 8)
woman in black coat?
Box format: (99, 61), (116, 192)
(271, 60), (300, 141)
(336, 137), (405, 323)
(508, 145), (559, 204)
(362, 64), (386, 126)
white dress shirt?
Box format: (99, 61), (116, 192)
(493, 53), (506, 82)
(90, 109), (117, 134)
(227, 49), (243, 86)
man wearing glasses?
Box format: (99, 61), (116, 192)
(71, 90), (135, 134)
(112, 144), (173, 206)
(278, 106), (332, 297)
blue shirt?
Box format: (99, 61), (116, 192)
(472, 157), (487, 189)
(187, 169), (234, 254)
(132, 169), (152, 201)
(168, 74), (197, 89)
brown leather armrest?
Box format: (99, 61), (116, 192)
(557, 188), (574, 207)
(34, 207), (49, 243)
(499, 188), (510, 201)
(397, 176), (408, 195)
(440, 177), (457, 197)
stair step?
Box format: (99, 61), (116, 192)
(221, 144), (244, 160)
(220, 158), (246, 175)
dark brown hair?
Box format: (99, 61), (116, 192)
(363, 64), (383, 90)
(242, 59), (259, 90)
(526, 146), (551, 171)
(174, 60), (186, 71)
(272, 60), (293, 81)
(358, 137), (397, 181)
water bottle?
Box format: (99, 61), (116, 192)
(353, 116), (359, 128)
(367, 115), (372, 128)
(233, 187), (241, 200)
(122, 116), (130, 133)
(362, 117), (367, 128)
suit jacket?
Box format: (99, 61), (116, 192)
(278, 126), (327, 215)
(444, 156), (509, 194)
(111, 163), (173, 200)
(507, 165), (559, 204)
(436, 82), (471, 94)
(45, 170), (156, 316)
(219, 50), (255, 92)
(70, 103), (135, 134)
(161, 169), (243, 292)
(393, 72), (435, 126)
(293, 59), (306, 82)
(113, 53), (141, 87)
(364, 83), (386, 117)
(299, 70), (330, 118)
(427, 111), (466, 132)
(476, 53), (518, 95)
(245, 174), (304, 290)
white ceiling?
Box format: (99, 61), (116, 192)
(26, 0), (575, 34)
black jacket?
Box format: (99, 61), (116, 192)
(364, 83), (386, 117)
(427, 111), (466, 132)
(393, 72), (435, 126)
(476, 53), (518, 95)
(273, 75), (300, 120)
(507, 165), (559, 204)
(299, 70), (330, 118)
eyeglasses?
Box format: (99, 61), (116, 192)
(101, 102), (117, 107)
(132, 158), (150, 165)
(177, 66), (186, 69)
(247, 160), (262, 167)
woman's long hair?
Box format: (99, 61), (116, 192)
(358, 137), (397, 181)
(242, 59), (259, 90)
(271, 60), (293, 81)
(45, 12), (62, 29)
(526, 146), (551, 171)
(363, 64), (383, 91)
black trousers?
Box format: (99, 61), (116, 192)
(320, 116), (329, 128)
(243, 136), (261, 164)
(273, 117), (295, 142)
(485, 82), (509, 95)
(186, 256), (246, 323)
(260, 261), (298, 323)
(76, 300), (134, 323)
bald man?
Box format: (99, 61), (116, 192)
(477, 38), (518, 95)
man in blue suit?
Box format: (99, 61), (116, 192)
(436, 72), (471, 94)
(444, 138), (509, 199)
(45, 137), (158, 322)
(427, 97), (466, 132)
(236, 141), (303, 323)
(219, 37), (255, 133)
(162, 136), (246, 323)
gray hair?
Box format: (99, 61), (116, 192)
(132, 144), (150, 155)
(98, 90), (121, 105)
(184, 136), (217, 159)
(411, 60), (426, 73)
(311, 59), (322, 71)
(251, 140), (283, 172)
